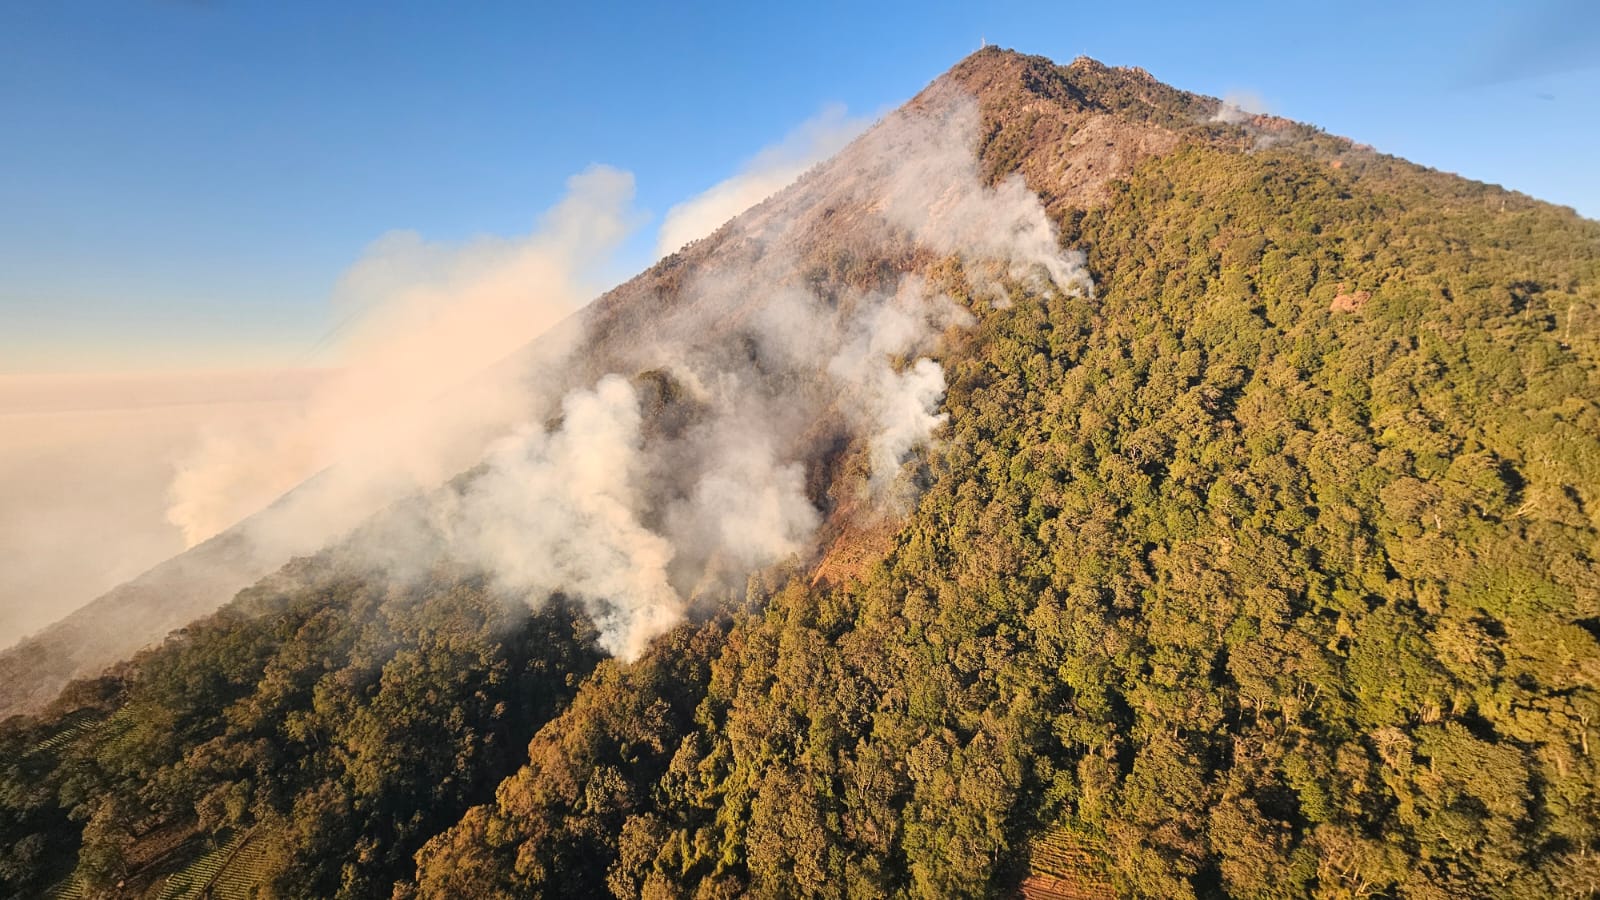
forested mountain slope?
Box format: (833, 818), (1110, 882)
(4, 48), (1599, 899)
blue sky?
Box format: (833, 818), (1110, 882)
(3, 0), (1596, 373)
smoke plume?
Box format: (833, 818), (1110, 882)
(423, 93), (1090, 657)
(143, 87), (1090, 662)
(1210, 89), (1270, 124)
(4, 85), (1090, 698)
(165, 165), (641, 560)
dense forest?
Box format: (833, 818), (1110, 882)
(5, 50), (1600, 899)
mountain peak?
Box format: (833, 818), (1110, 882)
(909, 46), (1195, 214)
(7, 44), (1600, 900)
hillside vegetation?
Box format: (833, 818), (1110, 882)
(4, 49), (1599, 899)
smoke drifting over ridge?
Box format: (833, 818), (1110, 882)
(419, 94), (1091, 658)
(164, 166), (640, 560)
(146, 90), (1090, 663)
(1209, 90), (1270, 125)
(655, 104), (870, 259)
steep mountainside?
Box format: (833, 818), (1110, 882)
(0, 47), (1400, 721)
(4, 48), (1599, 899)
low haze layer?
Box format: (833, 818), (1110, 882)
(0, 371), (323, 645)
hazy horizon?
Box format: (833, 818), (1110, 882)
(0, 369), (326, 645)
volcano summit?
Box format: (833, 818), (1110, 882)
(4, 48), (1599, 900)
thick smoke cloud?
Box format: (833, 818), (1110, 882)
(164, 165), (641, 560)
(136, 89), (1089, 663)
(442, 375), (686, 660)
(2, 90), (1090, 686)
(436, 276), (965, 657)
(434, 94), (1091, 657)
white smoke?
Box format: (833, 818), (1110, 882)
(10, 83), (1095, 702)
(439, 276), (965, 657)
(1210, 89), (1269, 124)
(872, 98), (1095, 301)
(655, 104), (870, 258)
(780, 274), (973, 493)
(145, 85), (1092, 662)
(1205, 91), (1291, 152)
(164, 165), (642, 560)
(433, 92), (1090, 658)
(663, 425), (818, 573)
(440, 375), (683, 660)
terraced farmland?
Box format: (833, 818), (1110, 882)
(154, 830), (248, 899)
(209, 832), (273, 900)
(42, 875), (87, 900)
(1020, 828), (1115, 900)
(25, 709), (101, 757)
